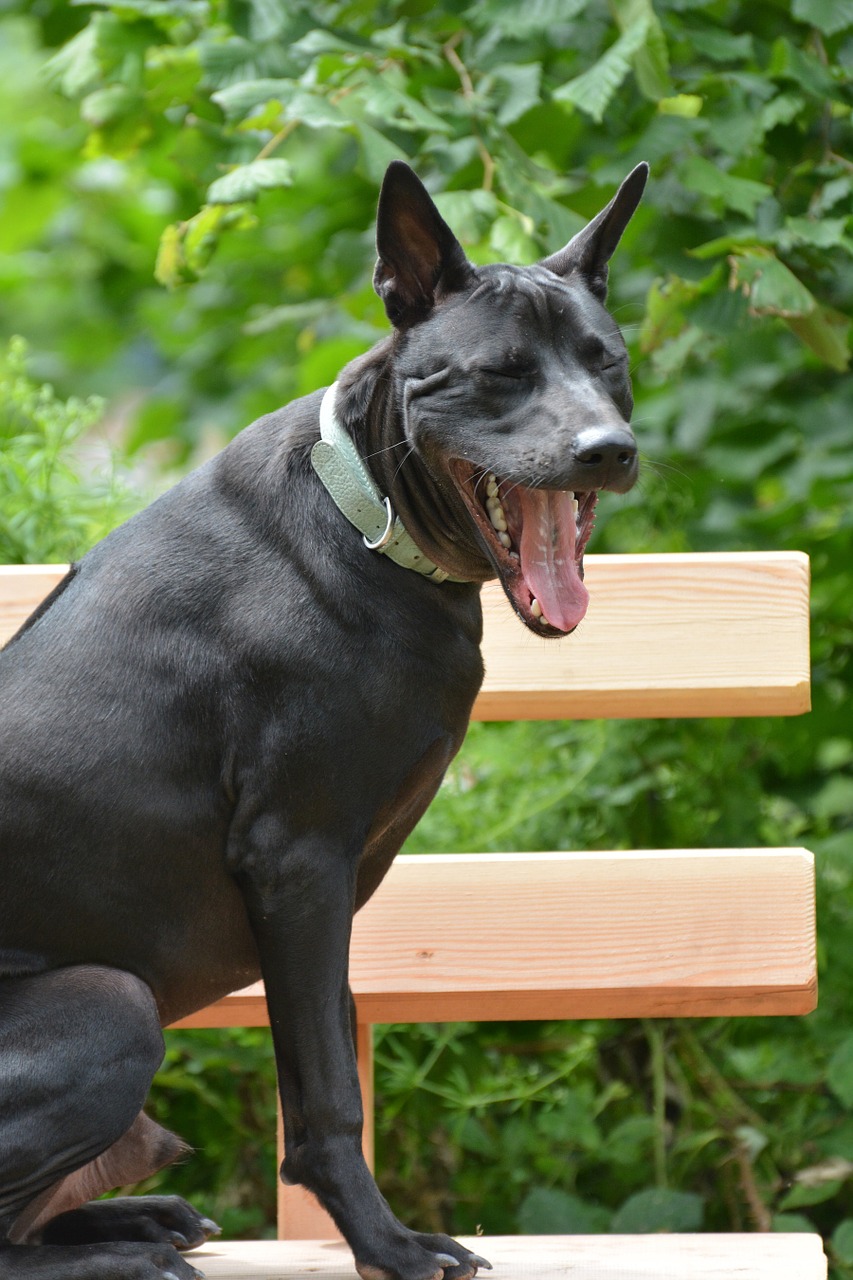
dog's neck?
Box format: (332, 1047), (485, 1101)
(325, 371), (495, 587)
(311, 384), (464, 583)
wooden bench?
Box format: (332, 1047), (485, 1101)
(0, 552), (825, 1280)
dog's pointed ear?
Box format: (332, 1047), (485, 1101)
(540, 163), (649, 302)
(374, 161), (473, 327)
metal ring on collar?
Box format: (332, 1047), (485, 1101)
(363, 495), (395, 550)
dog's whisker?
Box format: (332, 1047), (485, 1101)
(640, 457), (692, 483)
(362, 441), (409, 460)
(467, 467), (491, 490)
(390, 445), (416, 484)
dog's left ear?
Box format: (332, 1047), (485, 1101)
(374, 161), (473, 327)
(540, 163), (649, 302)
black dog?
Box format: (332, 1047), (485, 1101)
(0, 160), (646, 1280)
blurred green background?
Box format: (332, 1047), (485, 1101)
(2, 0), (853, 1269)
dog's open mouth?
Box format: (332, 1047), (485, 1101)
(452, 461), (598, 636)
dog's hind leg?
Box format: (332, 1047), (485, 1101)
(15, 1113), (219, 1253)
(0, 965), (202, 1280)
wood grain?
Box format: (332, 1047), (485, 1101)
(189, 1234), (827, 1280)
(174, 848), (817, 1028)
(0, 553), (810, 719)
(477, 551), (811, 719)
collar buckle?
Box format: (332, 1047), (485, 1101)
(363, 496), (395, 550)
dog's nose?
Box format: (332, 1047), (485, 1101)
(573, 426), (638, 492)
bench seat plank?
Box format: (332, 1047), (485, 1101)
(0, 552), (810, 721)
(190, 1234), (827, 1280)
(478, 551), (810, 720)
(173, 849), (816, 1028)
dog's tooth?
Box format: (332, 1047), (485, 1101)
(531, 598), (542, 618)
(498, 531), (511, 548)
(486, 478), (499, 498)
(490, 511), (507, 533)
(573, 497), (579, 516)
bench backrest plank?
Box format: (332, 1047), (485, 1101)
(173, 848), (816, 1028)
(0, 553), (811, 720)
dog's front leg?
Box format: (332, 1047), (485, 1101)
(233, 826), (488, 1280)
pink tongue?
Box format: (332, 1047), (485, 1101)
(518, 489), (589, 632)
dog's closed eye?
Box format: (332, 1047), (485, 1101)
(579, 335), (625, 372)
(479, 361), (537, 381)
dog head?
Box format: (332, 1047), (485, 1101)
(372, 161), (647, 637)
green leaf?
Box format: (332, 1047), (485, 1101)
(779, 216), (851, 252)
(769, 37), (848, 100)
(154, 221), (186, 289)
(614, 0), (671, 101)
(818, 738), (853, 770)
(82, 0), (206, 15)
(828, 1034), (853, 1106)
(640, 275), (700, 351)
(680, 156), (773, 218)
(779, 1178), (843, 1210)
(553, 16), (651, 122)
(771, 1212), (818, 1232)
(610, 1188), (704, 1233)
(43, 24), (101, 97)
(432, 190), (499, 244)
(357, 78), (454, 134)
(812, 774), (853, 818)
(290, 29), (371, 58)
(787, 307), (850, 369)
(658, 94), (702, 116)
(489, 215), (539, 263)
(211, 77), (293, 120)
(81, 84), (139, 126)
(518, 1188), (610, 1234)
(813, 175), (852, 216)
(832, 1220), (853, 1265)
(517, 1182), (612, 1233)
(206, 158), (293, 204)
(490, 63), (543, 125)
(213, 80), (346, 130)
(760, 92), (806, 133)
(792, 0), (853, 35)
(355, 124), (401, 183)
(477, 0), (588, 34)
(678, 26), (753, 61)
(730, 250), (815, 317)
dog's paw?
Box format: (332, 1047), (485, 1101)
(123, 1241), (206, 1280)
(0, 1241), (205, 1280)
(41, 1196), (221, 1251)
(355, 1232), (490, 1280)
(413, 1234), (491, 1280)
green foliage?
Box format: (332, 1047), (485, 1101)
(0, 338), (135, 561)
(1, 0), (852, 1266)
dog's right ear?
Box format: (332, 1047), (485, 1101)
(540, 163), (649, 302)
(374, 162), (472, 328)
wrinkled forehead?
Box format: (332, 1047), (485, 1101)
(453, 263), (617, 343)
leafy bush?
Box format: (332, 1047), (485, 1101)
(0, 337), (133, 561)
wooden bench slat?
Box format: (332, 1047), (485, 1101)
(172, 849), (816, 1028)
(477, 551), (810, 720)
(190, 1234), (827, 1280)
(0, 553), (810, 721)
